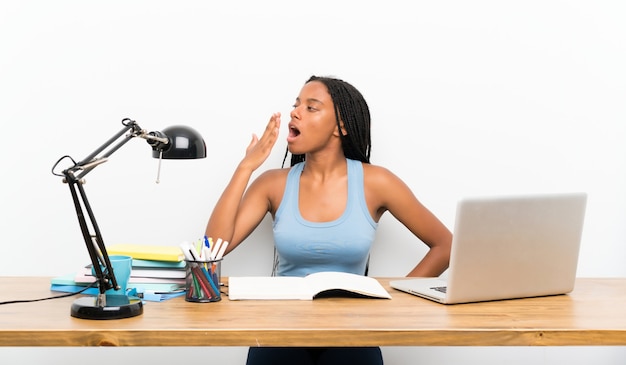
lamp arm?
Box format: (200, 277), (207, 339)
(73, 118), (169, 180)
(63, 170), (114, 299)
(58, 118), (165, 304)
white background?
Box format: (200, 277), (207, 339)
(1, 0), (624, 363)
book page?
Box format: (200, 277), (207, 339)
(305, 272), (391, 299)
(228, 276), (312, 300)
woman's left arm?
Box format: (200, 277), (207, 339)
(365, 165), (452, 277)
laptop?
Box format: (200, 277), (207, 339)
(390, 193), (587, 304)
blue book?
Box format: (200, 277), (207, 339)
(50, 284), (100, 295)
(50, 284), (185, 301)
(51, 273), (184, 293)
(132, 258), (186, 269)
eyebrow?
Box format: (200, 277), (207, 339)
(296, 97), (325, 105)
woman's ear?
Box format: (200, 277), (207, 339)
(335, 120), (348, 137)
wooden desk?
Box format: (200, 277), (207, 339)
(1, 277), (625, 347)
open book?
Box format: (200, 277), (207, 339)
(228, 271), (391, 300)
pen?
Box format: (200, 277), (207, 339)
(210, 238), (223, 260)
(200, 265), (220, 297)
(192, 265), (214, 299)
(196, 239), (203, 257)
(202, 246), (212, 269)
(191, 265), (209, 298)
(179, 241), (194, 261)
(215, 240), (229, 260)
(190, 274), (202, 299)
(188, 248), (198, 261)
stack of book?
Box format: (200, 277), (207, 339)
(51, 243), (187, 301)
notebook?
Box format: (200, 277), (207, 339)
(389, 192), (587, 304)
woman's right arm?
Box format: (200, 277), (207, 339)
(204, 113), (281, 253)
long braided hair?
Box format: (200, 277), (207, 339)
(282, 75), (372, 167)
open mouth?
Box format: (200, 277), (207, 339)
(288, 125), (301, 139)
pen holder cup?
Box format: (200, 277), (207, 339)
(184, 259), (222, 302)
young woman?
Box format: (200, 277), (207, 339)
(205, 75), (452, 365)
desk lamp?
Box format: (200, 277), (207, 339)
(51, 118), (206, 320)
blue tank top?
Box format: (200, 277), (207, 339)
(273, 158), (378, 277)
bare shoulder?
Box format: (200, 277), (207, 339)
(361, 162), (417, 218)
(251, 167), (289, 189)
(257, 167), (289, 179)
(361, 163), (406, 187)
(249, 167), (290, 213)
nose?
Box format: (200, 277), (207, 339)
(290, 105), (301, 120)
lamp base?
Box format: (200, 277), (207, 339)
(70, 294), (143, 320)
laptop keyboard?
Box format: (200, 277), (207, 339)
(431, 286), (447, 293)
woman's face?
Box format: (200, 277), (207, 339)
(287, 81), (340, 155)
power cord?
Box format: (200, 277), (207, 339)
(0, 281), (98, 305)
